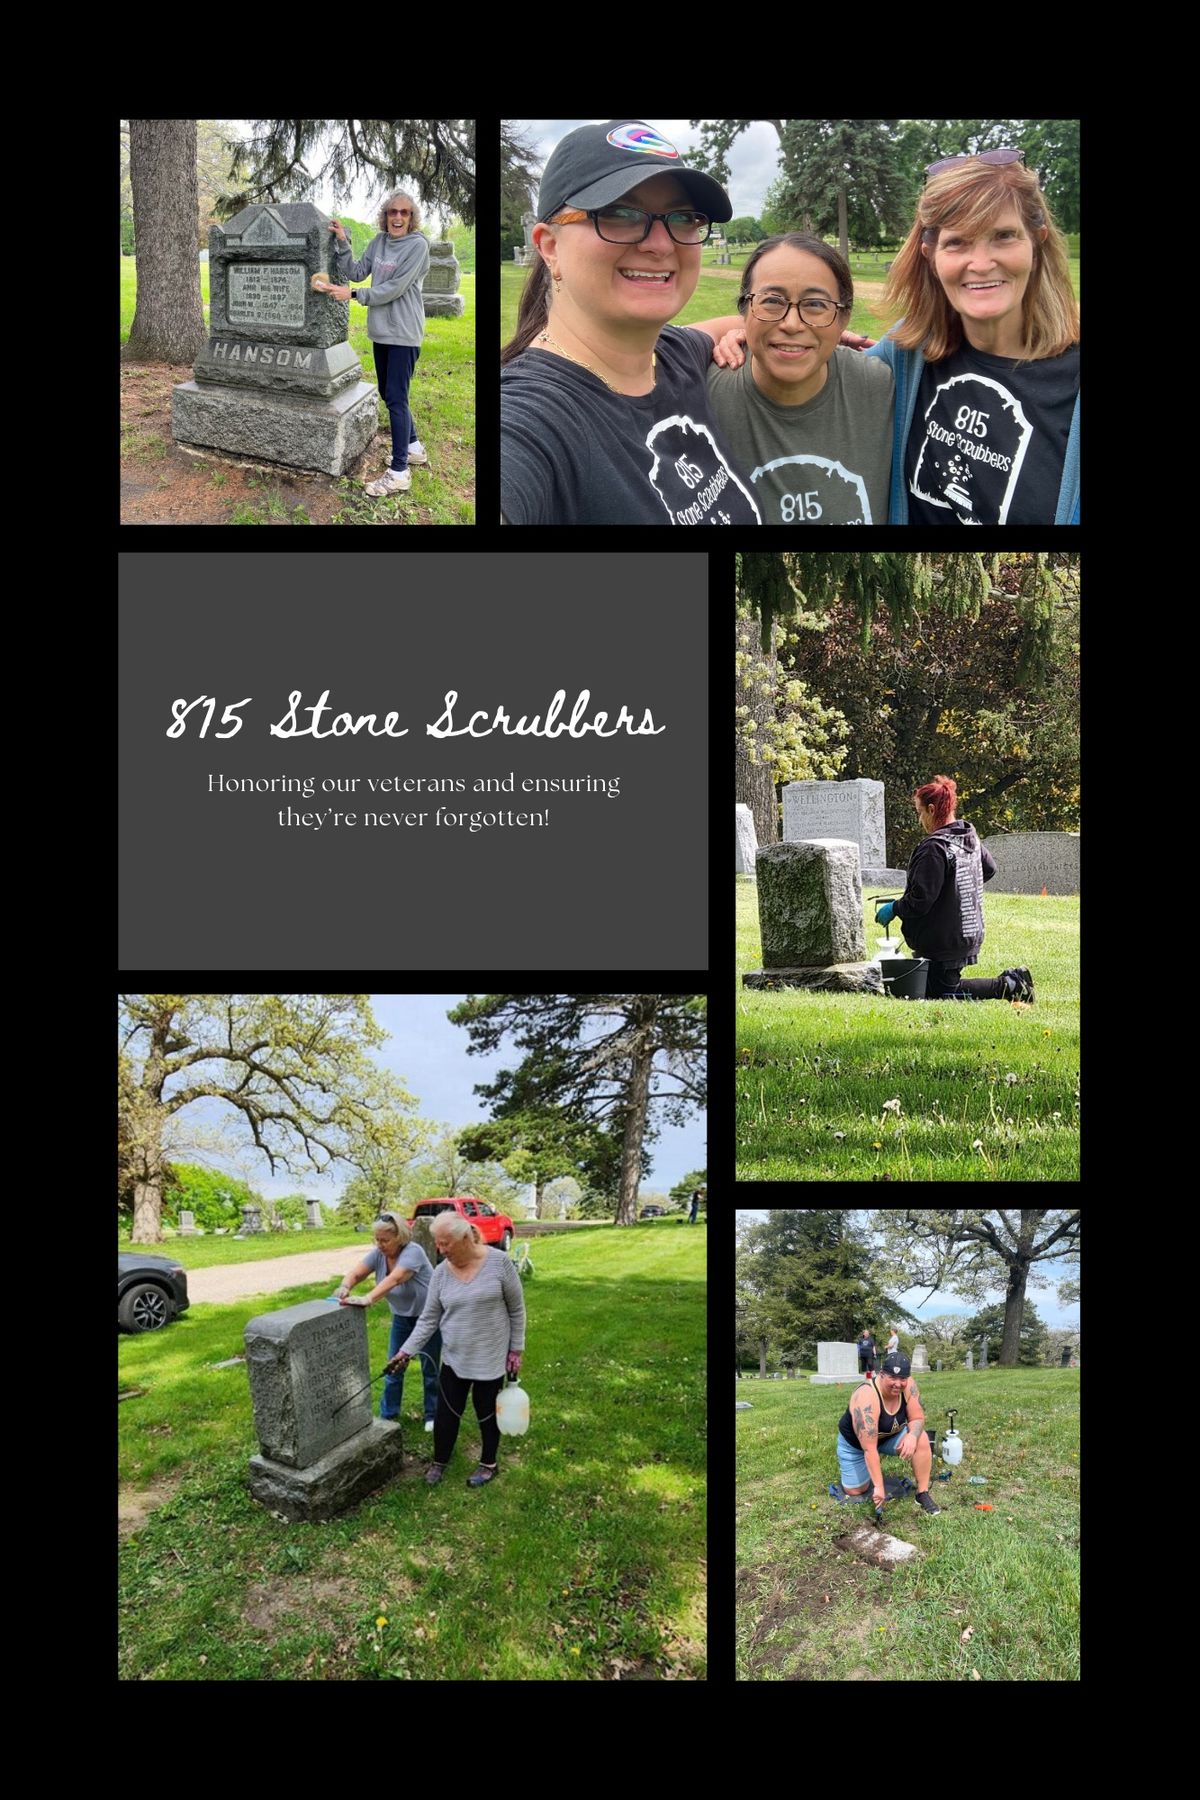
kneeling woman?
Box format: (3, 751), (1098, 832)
(387, 1213), (526, 1487)
(876, 774), (1034, 1001)
(837, 1351), (941, 1516)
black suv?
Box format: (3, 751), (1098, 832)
(118, 1253), (190, 1333)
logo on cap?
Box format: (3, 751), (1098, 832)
(607, 124), (679, 159)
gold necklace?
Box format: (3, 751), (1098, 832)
(536, 330), (656, 392)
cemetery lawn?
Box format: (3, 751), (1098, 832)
(119, 1227), (371, 1268)
(118, 1222), (706, 1681)
(120, 257), (474, 525)
(737, 882), (1080, 1181)
(737, 1368), (1079, 1680)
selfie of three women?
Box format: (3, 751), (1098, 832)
(500, 119), (1079, 526)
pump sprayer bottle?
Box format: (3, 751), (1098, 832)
(495, 1372), (530, 1436)
(940, 1407), (963, 1465)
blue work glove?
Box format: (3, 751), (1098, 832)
(875, 901), (897, 925)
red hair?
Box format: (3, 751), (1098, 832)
(914, 775), (958, 826)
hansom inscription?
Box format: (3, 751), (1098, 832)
(228, 262), (306, 327)
(211, 341), (313, 369)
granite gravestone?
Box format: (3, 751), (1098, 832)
(911, 1344), (929, 1372)
(810, 1341), (861, 1385)
(964, 1349), (974, 1370)
(783, 780), (888, 876)
(423, 240), (465, 318)
(980, 833), (1080, 894)
(245, 1299), (404, 1522)
(178, 1210), (197, 1236)
(1060, 1344), (1071, 1368)
(172, 202), (379, 476)
(979, 1336), (988, 1368)
(936, 1359), (943, 1371)
(305, 1200), (323, 1229)
(736, 803), (758, 875)
(743, 840), (883, 994)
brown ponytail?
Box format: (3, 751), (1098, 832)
(502, 258), (552, 365)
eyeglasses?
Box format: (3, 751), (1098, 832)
(387, 209), (411, 217)
(924, 148), (1025, 181)
(743, 292), (848, 327)
(553, 205), (712, 245)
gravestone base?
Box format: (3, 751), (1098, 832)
(423, 293), (465, 318)
(172, 379), (379, 476)
(743, 962), (884, 995)
(248, 1419), (404, 1522)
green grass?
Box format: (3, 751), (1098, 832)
(121, 257), (475, 522)
(501, 254), (1079, 348)
(118, 1223), (619, 1270)
(118, 1221), (706, 1680)
(737, 1367), (1079, 1680)
(737, 882), (1079, 1181)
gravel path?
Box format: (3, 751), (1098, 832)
(186, 1248), (367, 1304)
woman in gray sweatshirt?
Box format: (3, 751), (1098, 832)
(387, 1211), (526, 1487)
(326, 189), (430, 496)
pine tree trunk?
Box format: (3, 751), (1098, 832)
(736, 614), (780, 847)
(613, 1007), (655, 1225)
(124, 119), (206, 364)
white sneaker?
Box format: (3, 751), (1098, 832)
(407, 442), (429, 465)
(365, 467), (410, 496)
(424, 1420), (435, 1433)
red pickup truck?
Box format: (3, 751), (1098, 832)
(409, 1197), (515, 1251)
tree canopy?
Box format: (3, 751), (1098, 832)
(218, 120), (475, 224)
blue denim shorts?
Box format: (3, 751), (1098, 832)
(836, 1426), (921, 1489)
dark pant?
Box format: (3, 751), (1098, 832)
(925, 960), (1010, 1000)
(373, 342), (420, 470)
(381, 1313), (442, 1421)
(433, 1360), (504, 1467)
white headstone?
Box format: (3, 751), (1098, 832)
(911, 1343), (929, 1371)
(810, 1341), (861, 1384)
(964, 1349), (974, 1370)
(736, 803), (758, 875)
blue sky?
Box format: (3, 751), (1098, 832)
(518, 121), (785, 226)
(736, 1209), (1080, 1333)
(168, 996), (705, 1205)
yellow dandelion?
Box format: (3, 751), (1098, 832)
(376, 1616), (388, 1629)
(569, 1646), (581, 1656)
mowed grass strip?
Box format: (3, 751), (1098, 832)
(737, 882), (1080, 1181)
(737, 1368), (1079, 1680)
(119, 1222), (706, 1681)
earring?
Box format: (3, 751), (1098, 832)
(552, 271), (562, 293)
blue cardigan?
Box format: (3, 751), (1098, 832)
(866, 332), (1080, 526)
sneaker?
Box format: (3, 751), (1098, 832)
(406, 442), (429, 465)
(424, 1420), (435, 1433)
(1005, 967), (1036, 1003)
(365, 467), (411, 496)
(466, 1463), (499, 1487)
(914, 1489), (942, 1515)
(424, 1462), (447, 1485)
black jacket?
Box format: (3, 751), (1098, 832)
(895, 820), (996, 964)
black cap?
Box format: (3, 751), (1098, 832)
(536, 120), (732, 224)
(879, 1353), (911, 1379)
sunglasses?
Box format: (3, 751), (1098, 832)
(387, 209), (411, 217)
(924, 148), (1025, 181)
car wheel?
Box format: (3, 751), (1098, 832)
(500, 1230), (513, 1250)
(119, 1283), (173, 1333)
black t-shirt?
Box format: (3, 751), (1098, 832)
(906, 342), (1079, 525)
(501, 325), (762, 526)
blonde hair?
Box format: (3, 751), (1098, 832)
(374, 1212), (412, 1249)
(378, 189), (421, 235)
(883, 160), (1078, 364)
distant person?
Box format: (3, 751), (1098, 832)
(323, 191), (430, 497)
(336, 1212), (441, 1431)
(875, 774), (1035, 1002)
(857, 1329), (877, 1375)
(885, 1326), (900, 1358)
(689, 1190), (701, 1225)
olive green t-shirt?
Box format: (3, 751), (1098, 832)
(706, 346), (894, 525)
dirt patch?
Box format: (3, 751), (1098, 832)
(118, 359), (432, 526)
(242, 1574), (360, 1632)
(119, 1477), (181, 1540)
(739, 1548), (884, 1678)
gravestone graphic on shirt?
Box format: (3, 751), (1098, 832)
(910, 372), (1033, 524)
(750, 452), (873, 524)
(645, 414), (762, 525)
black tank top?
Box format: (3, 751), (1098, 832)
(838, 1376), (908, 1448)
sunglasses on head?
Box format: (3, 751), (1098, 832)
(924, 148), (1025, 182)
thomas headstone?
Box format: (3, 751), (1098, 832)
(964, 1349), (974, 1370)
(980, 833), (1080, 895)
(423, 240), (465, 318)
(736, 803), (758, 875)
(244, 1299), (404, 1522)
(743, 841), (883, 994)
(810, 1341), (861, 1385)
(172, 202), (379, 476)
(911, 1344), (929, 1372)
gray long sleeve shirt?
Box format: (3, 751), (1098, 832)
(401, 1247), (526, 1379)
(333, 230), (428, 346)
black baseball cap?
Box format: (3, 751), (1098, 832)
(536, 120), (732, 224)
(879, 1353), (911, 1378)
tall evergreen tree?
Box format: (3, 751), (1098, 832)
(218, 120), (475, 223)
(123, 119), (207, 364)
